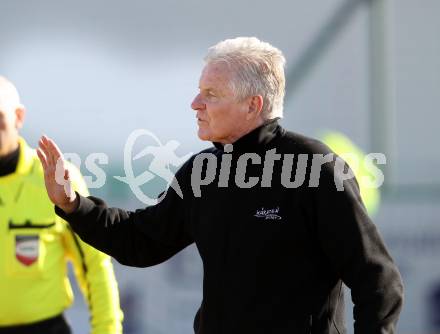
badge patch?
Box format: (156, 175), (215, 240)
(15, 235), (39, 266)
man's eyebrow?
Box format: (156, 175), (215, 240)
(199, 86), (220, 94)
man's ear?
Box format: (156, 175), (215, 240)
(246, 95), (263, 120)
(15, 105), (26, 129)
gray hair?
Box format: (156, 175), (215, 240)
(204, 37), (286, 120)
(0, 76), (23, 112)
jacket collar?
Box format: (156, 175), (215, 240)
(213, 118), (283, 153)
(14, 137), (35, 176)
(0, 137), (35, 181)
(0, 144), (19, 177)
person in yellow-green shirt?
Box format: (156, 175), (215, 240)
(0, 76), (123, 334)
(319, 130), (381, 217)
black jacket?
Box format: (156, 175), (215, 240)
(56, 120), (404, 333)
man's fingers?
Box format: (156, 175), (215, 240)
(36, 147), (48, 170)
(47, 138), (65, 168)
(38, 137), (54, 168)
(43, 136), (57, 166)
(46, 137), (63, 159)
(41, 135), (62, 167)
(41, 135), (51, 150)
(39, 136), (55, 166)
(38, 137), (50, 157)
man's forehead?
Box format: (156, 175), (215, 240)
(199, 63), (232, 89)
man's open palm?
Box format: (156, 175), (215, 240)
(37, 135), (78, 213)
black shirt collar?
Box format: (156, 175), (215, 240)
(0, 144), (20, 177)
(213, 118), (283, 153)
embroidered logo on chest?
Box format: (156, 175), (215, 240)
(15, 235), (39, 266)
(254, 207), (282, 220)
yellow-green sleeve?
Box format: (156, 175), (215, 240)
(63, 162), (124, 334)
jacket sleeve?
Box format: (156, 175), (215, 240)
(56, 159), (194, 268)
(63, 225), (124, 334)
(309, 160), (404, 334)
(63, 163), (123, 334)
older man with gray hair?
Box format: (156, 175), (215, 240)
(38, 37), (403, 334)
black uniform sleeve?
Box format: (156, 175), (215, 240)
(55, 161), (194, 267)
(310, 162), (404, 334)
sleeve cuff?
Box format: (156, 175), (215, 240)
(55, 191), (96, 222)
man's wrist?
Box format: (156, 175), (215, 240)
(59, 193), (80, 214)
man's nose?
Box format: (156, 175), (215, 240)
(191, 94), (205, 111)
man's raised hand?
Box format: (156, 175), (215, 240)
(36, 135), (79, 214)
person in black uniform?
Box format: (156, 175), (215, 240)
(37, 37), (404, 334)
